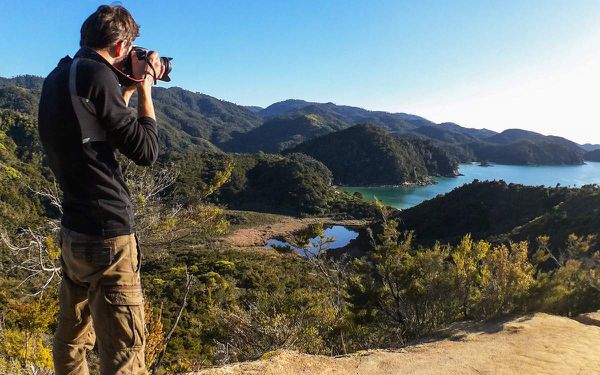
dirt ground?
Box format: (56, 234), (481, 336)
(192, 312), (600, 375)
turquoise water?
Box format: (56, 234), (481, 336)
(341, 161), (600, 209)
(265, 225), (359, 257)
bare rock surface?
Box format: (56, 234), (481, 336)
(192, 313), (600, 375)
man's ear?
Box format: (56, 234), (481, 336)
(114, 40), (128, 58)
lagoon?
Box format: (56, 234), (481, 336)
(340, 161), (600, 209)
(265, 225), (359, 256)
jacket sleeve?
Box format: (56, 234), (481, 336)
(88, 66), (159, 166)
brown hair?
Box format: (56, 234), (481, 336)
(80, 4), (140, 49)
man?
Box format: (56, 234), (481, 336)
(38, 5), (164, 374)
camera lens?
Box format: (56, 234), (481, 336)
(160, 57), (173, 82)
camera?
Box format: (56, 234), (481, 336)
(123, 46), (173, 83)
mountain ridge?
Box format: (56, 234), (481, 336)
(0, 74), (591, 165)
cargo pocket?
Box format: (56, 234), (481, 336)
(103, 285), (144, 349)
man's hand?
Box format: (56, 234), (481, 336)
(130, 50), (147, 80)
(146, 51), (165, 83)
(131, 50), (165, 89)
(134, 51), (161, 122)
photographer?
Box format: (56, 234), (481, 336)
(38, 5), (164, 374)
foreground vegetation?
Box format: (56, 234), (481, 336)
(2, 197), (600, 373)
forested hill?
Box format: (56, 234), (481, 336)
(260, 99), (437, 133)
(466, 138), (584, 165)
(0, 74), (591, 166)
(585, 149), (600, 162)
(141, 87), (262, 145)
(0, 75), (44, 90)
(394, 180), (600, 252)
(219, 113), (348, 153)
(472, 129), (585, 165)
(285, 124), (458, 186)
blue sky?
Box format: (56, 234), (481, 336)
(2, 1), (600, 143)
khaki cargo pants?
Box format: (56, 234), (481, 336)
(53, 226), (147, 375)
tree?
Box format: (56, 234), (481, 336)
(451, 234), (490, 319)
(0, 290), (57, 373)
(121, 157), (232, 247)
(347, 199), (456, 342)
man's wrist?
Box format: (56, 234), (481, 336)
(121, 85), (137, 106)
(123, 84), (137, 94)
(136, 77), (153, 94)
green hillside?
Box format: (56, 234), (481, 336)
(467, 139), (584, 165)
(220, 114), (347, 153)
(0, 109), (50, 230)
(584, 149), (600, 162)
(394, 180), (600, 253)
(286, 124), (458, 185)
(171, 151), (377, 218)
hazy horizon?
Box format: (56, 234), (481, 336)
(2, 0), (599, 144)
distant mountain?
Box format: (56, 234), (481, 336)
(225, 101), (443, 154)
(484, 129), (577, 148)
(257, 100), (586, 166)
(471, 129), (585, 165)
(221, 113), (347, 153)
(140, 87), (262, 145)
(467, 139), (584, 165)
(411, 125), (479, 144)
(260, 100), (498, 138)
(393, 113), (436, 127)
(110, 86), (231, 155)
(581, 143), (600, 152)
(261, 100), (426, 135)
(285, 124), (458, 186)
(584, 149), (600, 162)
(484, 128), (548, 144)
(438, 122), (497, 139)
(260, 99), (318, 118)
(243, 105), (263, 113)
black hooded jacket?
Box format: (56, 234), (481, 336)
(38, 47), (158, 237)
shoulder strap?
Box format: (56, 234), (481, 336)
(69, 58), (107, 144)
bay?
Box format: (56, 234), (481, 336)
(340, 161), (600, 209)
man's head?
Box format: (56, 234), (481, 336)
(80, 5), (140, 65)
